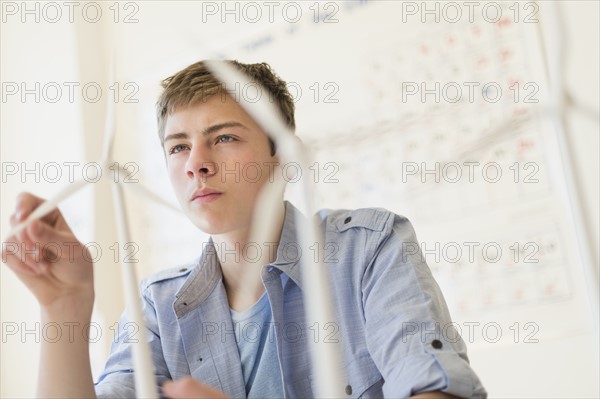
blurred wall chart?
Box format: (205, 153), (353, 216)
(1, 1), (598, 397)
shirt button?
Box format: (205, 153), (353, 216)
(344, 216), (352, 224)
(345, 384), (352, 395)
(432, 339), (443, 349)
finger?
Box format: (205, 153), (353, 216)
(15, 192), (45, 220)
(13, 193), (58, 241)
(9, 213), (17, 227)
(5, 258), (41, 277)
(26, 221), (67, 268)
(14, 210), (29, 244)
(2, 242), (40, 276)
(30, 220), (81, 268)
(17, 220), (63, 274)
(2, 212), (25, 263)
(9, 224), (39, 274)
(11, 204), (58, 244)
(19, 226), (45, 273)
(16, 193), (61, 228)
(28, 219), (72, 248)
(8, 181), (86, 240)
(4, 214), (64, 288)
(36, 261), (51, 275)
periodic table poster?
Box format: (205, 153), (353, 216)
(56, 0), (595, 396)
(121, 1), (595, 347)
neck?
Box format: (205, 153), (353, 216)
(212, 201), (286, 311)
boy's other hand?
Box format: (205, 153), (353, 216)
(2, 192), (94, 315)
(162, 377), (229, 399)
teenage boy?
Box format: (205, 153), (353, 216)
(3, 60), (487, 398)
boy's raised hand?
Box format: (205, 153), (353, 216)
(2, 192), (94, 313)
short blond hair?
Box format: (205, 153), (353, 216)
(156, 60), (296, 155)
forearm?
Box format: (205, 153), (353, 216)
(3, 194), (98, 397)
(37, 298), (96, 399)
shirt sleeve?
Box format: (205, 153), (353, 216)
(94, 287), (171, 399)
(361, 214), (487, 398)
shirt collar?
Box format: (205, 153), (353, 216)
(173, 238), (222, 317)
(174, 200), (307, 315)
(271, 200), (305, 289)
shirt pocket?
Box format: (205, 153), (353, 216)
(308, 352), (384, 399)
(287, 375), (313, 399)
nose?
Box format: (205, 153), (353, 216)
(185, 146), (218, 181)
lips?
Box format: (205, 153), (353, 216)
(190, 188), (223, 204)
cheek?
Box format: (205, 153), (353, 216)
(235, 158), (276, 189)
(166, 162), (177, 182)
(167, 160), (187, 195)
(237, 162), (265, 184)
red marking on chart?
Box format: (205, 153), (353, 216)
(514, 288), (524, 301)
(513, 106), (529, 116)
(498, 18), (512, 28)
(518, 139), (535, 152)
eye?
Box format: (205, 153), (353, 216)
(168, 144), (189, 155)
(216, 135), (236, 144)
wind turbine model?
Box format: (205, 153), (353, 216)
(5, 59), (347, 398)
(205, 60), (346, 398)
(5, 61), (176, 399)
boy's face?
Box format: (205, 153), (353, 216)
(163, 94), (277, 235)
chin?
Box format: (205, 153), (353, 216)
(191, 218), (224, 235)
(185, 205), (251, 236)
(189, 214), (232, 236)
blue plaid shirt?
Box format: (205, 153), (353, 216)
(96, 201), (487, 398)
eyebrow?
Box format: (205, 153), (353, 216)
(163, 121), (248, 144)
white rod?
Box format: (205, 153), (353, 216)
(111, 181), (158, 399)
(100, 52), (116, 165)
(295, 147), (346, 398)
(204, 60), (345, 397)
(117, 165), (181, 214)
(4, 179), (88, 240)
(542, 0), (599, 334)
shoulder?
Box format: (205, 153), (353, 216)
(315, 206), (419, 259)
(316, 206), (409, 234)
(140, 259), (196, 293)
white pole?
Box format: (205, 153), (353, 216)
(205, 60), (346, 398)
(111, 181), (158, 399)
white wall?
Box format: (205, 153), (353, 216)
(563, 2), (600, 272)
